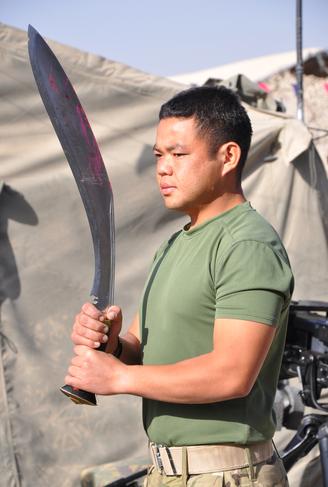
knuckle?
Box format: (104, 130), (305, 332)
(82, 302), (90, 312)
(85, 349), (93, 359)
(74, 325), (83, 339)
(79, 313), (87, 325)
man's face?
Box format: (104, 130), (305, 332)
(154, 117), (224, 217)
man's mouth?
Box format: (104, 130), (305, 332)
(160, 183), (176, 195)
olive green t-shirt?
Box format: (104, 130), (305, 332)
(140, 202), (294, 446)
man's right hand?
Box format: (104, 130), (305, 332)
(71, 302), (122, 354)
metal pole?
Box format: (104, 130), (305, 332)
(296, 0), (305, 122)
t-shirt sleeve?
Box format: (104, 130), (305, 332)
(214, 240), (294, 326)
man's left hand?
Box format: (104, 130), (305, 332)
(64, 345), (126, 395)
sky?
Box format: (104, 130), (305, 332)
(1, 0), (327, 77)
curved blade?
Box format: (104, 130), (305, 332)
(28, 25), (114, 311)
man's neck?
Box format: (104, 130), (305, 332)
(188, 192), (246, 230)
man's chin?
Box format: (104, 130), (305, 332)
(163, 198), (180, 209)
(163, 199), (189, 214)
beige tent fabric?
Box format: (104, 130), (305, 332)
(0, 23), (327, 487)
(168, 48), (322, 85)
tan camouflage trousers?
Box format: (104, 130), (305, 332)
(145, 453), (289, 487)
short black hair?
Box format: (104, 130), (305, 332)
(159, 86), (252, 179)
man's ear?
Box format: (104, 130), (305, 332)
(219, 142), (241, 176)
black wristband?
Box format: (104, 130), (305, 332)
(113, 337), (123, 358)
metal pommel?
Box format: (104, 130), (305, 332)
(60, 385), (97, 406)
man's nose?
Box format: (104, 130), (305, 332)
(157, 155), (173, 176)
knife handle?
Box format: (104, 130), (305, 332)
(60, 385), (98, 405)
(60, 319), (112, 405)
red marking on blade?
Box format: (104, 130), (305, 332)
(48, 69), (60, 94)
(76, 104), (105, 183)
(76, 104), (89, 139)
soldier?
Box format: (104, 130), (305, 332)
(65, 86), (294, 487)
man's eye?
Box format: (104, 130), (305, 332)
(173, 153), (185, 157)
(154, 152), (162, 159)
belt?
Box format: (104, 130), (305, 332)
(149, 441), (273, 475)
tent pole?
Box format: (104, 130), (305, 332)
(296, 0), (305, 122)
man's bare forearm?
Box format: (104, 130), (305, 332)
(118, 332), (142, 365)
(112, 318), (275, 403)
(121, 353), (244, 403)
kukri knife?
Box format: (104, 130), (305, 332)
(28, 25), (115, 406)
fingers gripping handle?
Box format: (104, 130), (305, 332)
(60, 318), (112, 406)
